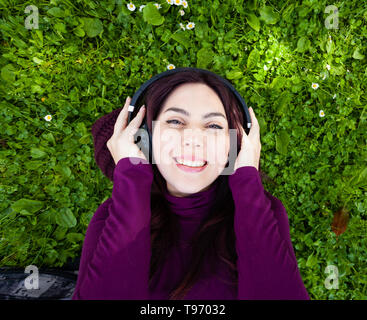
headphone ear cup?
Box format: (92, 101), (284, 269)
(132, 116), (151, 162)
(141, 121), (151, 162)
(143, 120), (153, 163)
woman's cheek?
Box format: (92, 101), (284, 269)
(153, 127), (181, 165)
(207, 133), (229, 168)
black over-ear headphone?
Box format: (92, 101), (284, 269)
(126, 67), (252, 169)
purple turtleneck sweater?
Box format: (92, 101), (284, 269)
(72, 157), (310, 300)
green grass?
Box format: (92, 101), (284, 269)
(0, 0), (366, 300)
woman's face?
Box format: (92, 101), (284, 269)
(152, 83), (230, 197)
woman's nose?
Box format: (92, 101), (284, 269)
(182, 128), (206, 148)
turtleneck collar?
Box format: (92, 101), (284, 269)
(162, 180), (219, 223)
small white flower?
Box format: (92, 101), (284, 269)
(319, 110), (325, 117)
(312, 83), (319, 90)
(139, 5), (146, 11)
(186, 21), (195, 30)
(347, 69), (350, 73)
(179, 9), (185, 16)
(333, 94), (337, 99)
(263, 65), (268, 71)
(326, 64), (331, 70)
(154, 3), (161, 9)
(127, 3), (136, 11)
(182, 0), (188, 8)
(44, 114), (52, 122)
(167, 64), (175, 70)
(179, 23), (185, 30)
(166, 0), (174, 4)
(174, 0), (182, 5)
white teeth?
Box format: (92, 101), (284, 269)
(176, 158), (206, 167)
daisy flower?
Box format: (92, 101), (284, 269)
(326, 64), (331, 70)
(179, 9), (185, 16)
(179, 23), (185, 30)
(127, 3), (136, 11)
(174, 0), (182, 6)
(154, 3), (161, 9)
(166, 0), (174, 4)
(312, 83), (319, 90)
(186, 22), (195, 30)
(182, 0), (188, 8)
(167, 64), (175, 70)
(139, 5), (146, 11)
(319, 110), (325, 117)
(44, 114), (52, 122)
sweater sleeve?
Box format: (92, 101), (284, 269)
(228, 166), (310, 300)
(72, 157), (154, 300)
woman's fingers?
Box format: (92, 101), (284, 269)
(249, 107), (258, 125)
(113, 96), (131, 135)
(107, 98), (149, 164)
(248, 107), (260, 137)
(125, 105), (146, 139)
(240, 125), (247, 147)
(128, 105), (145, 127)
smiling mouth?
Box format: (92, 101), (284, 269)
(173, 157), (208, 167)
(173, 157), (208, 173)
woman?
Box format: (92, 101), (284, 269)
(72, 69), (310, 300)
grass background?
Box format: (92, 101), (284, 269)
(0, 0), (366, 299)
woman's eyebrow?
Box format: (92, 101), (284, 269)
(164, 107), (226, 120)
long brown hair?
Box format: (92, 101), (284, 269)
(141, 69), (273, 299)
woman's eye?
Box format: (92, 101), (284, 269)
(166, 120), (223, 130)
(166, 119), (182, 125)
(208, 124), (223, 130)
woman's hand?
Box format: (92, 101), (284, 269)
(107, 96), (148, 165)
(233, 107), (262, 172)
